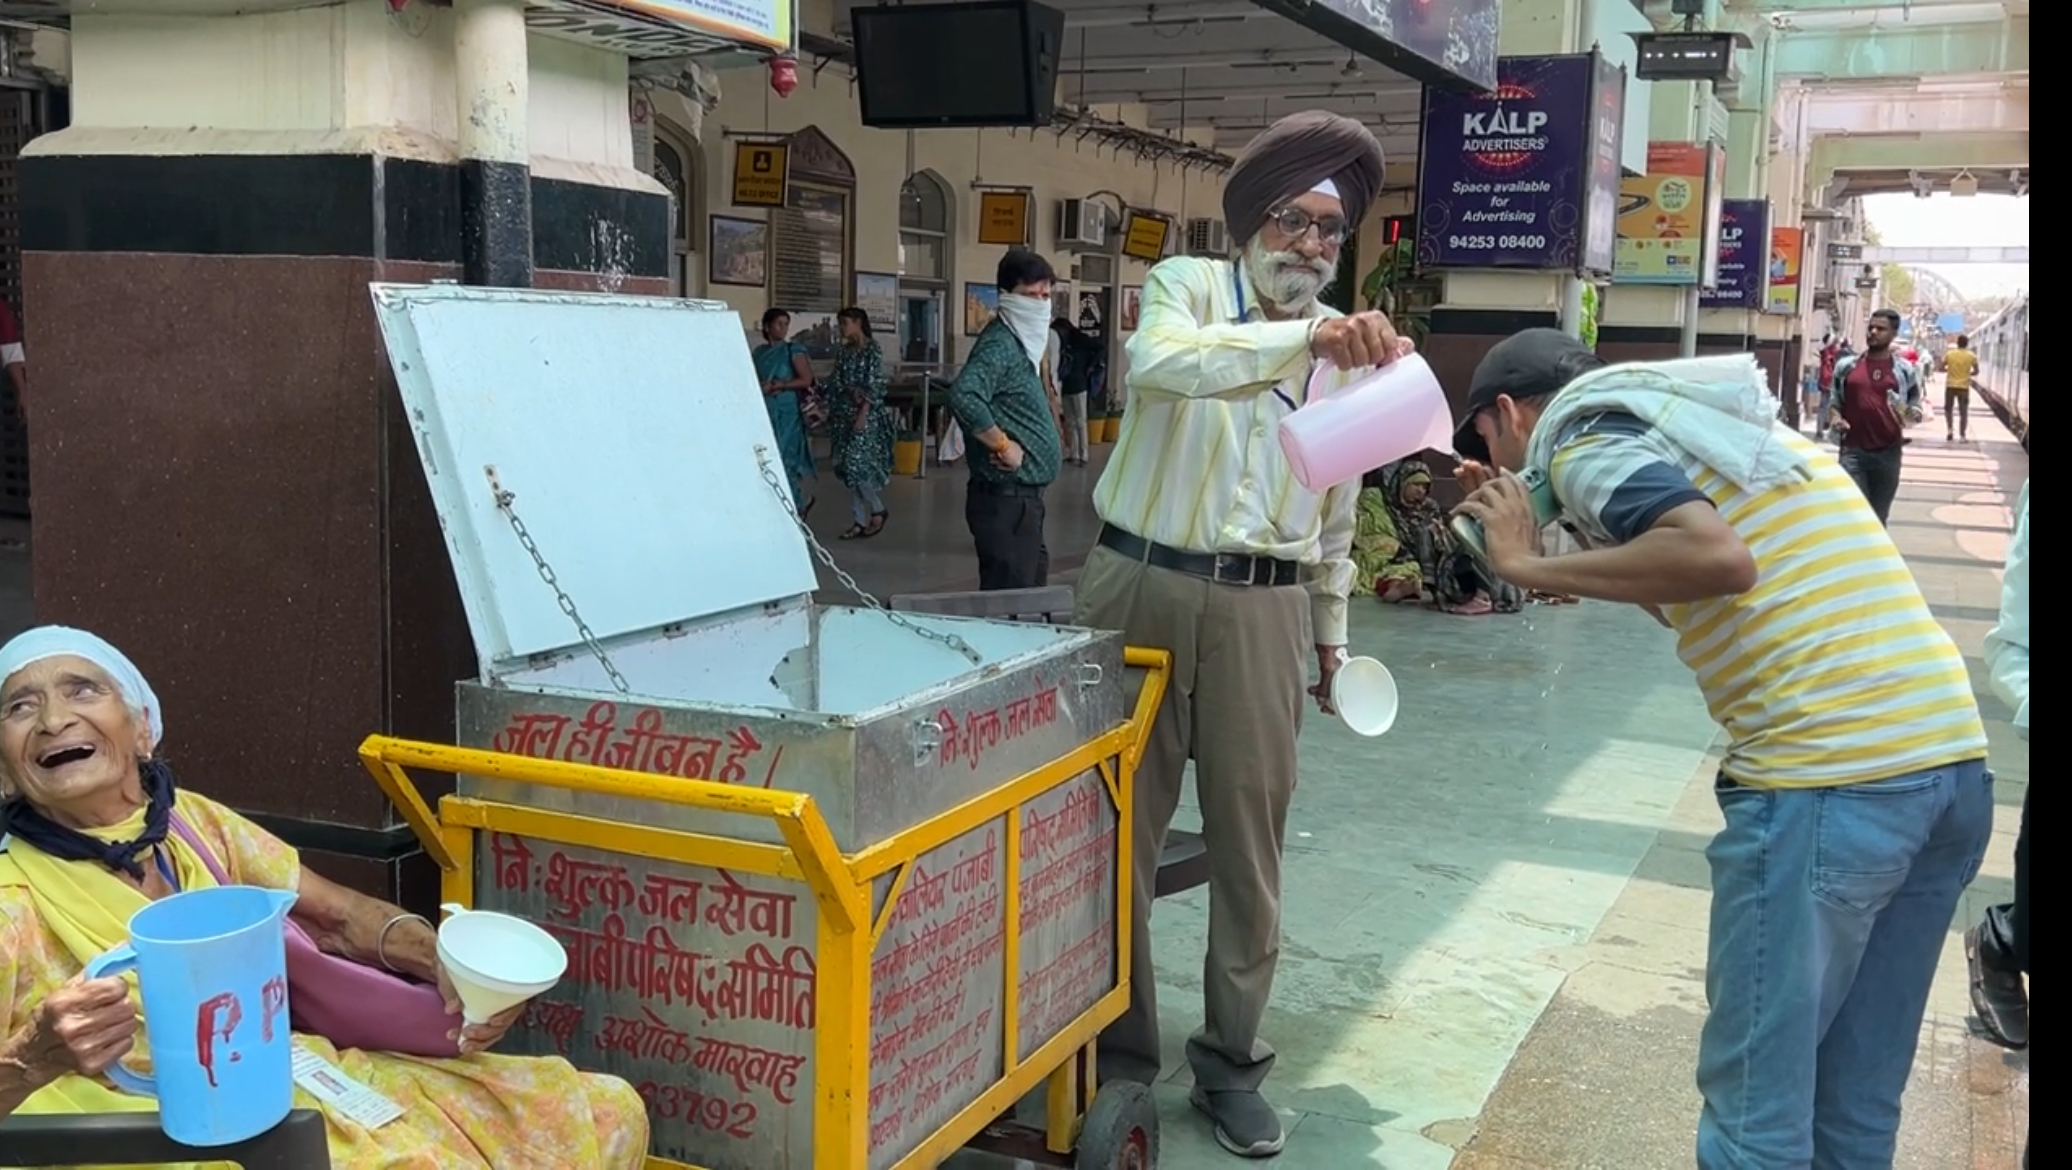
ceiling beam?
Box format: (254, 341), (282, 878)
(1772, 14), (2028, 79)
(1060, 1), (1267, 28)
(1066, 50), (1352, 73)
(1155, 108), (1418, 127)
(1728, 0), (2003, 11)
(1861, 245), (2028, 264)
(1069, 79), (1424, 102)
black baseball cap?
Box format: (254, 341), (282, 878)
(1451, 328), (1606, 463)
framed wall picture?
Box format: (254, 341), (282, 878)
(708, 216), (769, 287)
(853, 271), (898, 335)
(963, 282), (1000, 336)
(1120, 285), (1143, 332)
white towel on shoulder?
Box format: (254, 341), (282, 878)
(1526, 353), (1811, 494)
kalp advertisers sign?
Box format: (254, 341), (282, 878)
(1700, 199), (1769, 309)
(1415, 54), (1606, 272)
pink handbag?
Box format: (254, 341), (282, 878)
(169, 814), (463, 1058)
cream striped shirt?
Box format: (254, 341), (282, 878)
(1094, 256), (1359, 645)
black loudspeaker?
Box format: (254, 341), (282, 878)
(854, 0), (1067, 130)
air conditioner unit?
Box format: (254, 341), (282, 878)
(1057, 198), (1111, 250)
(1185, 218), (1229, 257)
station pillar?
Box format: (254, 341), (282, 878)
(20, 3), (670, 900)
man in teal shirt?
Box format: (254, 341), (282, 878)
(950, 249), (1065, 589)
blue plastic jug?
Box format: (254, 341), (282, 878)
(84, 885), (299, 1147)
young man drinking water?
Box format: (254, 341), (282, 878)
(1451, 328), (1991, 1169)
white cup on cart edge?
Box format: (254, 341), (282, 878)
(1330, 656), (1399, 738)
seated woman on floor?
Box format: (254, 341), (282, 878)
(0, 626), (648, 1168)
(1354, 462), (1523, 616)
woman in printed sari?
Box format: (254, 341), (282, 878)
(1379, 462), (1523, 616)
(0, 626), (648, 1168)
(827, 306), (894, 540)
(752, 307), (818, 516)
(1349, 467), (1426, 603)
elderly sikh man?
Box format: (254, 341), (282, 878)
(1074, 111), (1404, 1158)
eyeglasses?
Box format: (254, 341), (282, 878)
(1265, 206), (1350, 246)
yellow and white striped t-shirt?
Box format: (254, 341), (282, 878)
(1548, 413), (1986, 789)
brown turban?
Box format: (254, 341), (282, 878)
(1222, 111), (1387, 245)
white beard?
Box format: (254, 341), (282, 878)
(1243, 238), (1338, 314)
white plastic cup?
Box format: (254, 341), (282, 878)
(1330, 656), (1399, 738)
(437, 903), (568, 1025)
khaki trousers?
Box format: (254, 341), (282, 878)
(1074, 543), (1307, 1092)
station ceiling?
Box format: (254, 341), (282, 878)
(831, 0), (1428, 165)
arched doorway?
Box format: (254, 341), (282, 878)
(650, 118), (700, 297)
(897, 171), (952, 367)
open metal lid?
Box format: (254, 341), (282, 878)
(370, 283), (818, 679)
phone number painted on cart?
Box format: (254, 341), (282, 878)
(1448, 234), (1549, 251)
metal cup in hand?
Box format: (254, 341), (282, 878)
(1452, 466), (1559, 571)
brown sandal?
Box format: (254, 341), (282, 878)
(839, 524), (867, 540)
(863, 511), (888, 538)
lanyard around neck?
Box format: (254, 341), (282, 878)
(1232, 263), (1305, 413)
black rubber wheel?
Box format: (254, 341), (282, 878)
(1075, 1080), (1159, 1170)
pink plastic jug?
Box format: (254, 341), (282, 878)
(1278, 354), (1454, 491)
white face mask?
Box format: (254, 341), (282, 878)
(1243, 237), (1338, 313)
(998, 292), (1052, 370)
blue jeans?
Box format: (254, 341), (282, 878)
(1697, 759), (1992, 1169)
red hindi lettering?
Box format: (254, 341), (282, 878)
(717, 726), (764, 785)
(521, 999), (585, 1056)
(565, 702), (620, 765)
(493, 710), (572, 758)
(489, 833), (534, 892)
(635, 873), (706, 924)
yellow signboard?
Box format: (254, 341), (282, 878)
(976, 191), (1031, 246)
(1120, 213), (1170, 264)
(1614, 141), (1710, 285)
(732, 141), (789, 208)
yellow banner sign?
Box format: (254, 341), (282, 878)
(976, 191), (1031, 246)
(1767, 226), (1804, 316)
(732, 141), (789, 208)
(1614, 141), (1710, 285)
(1120, 213), (1170, 264)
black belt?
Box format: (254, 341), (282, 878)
(970, 479), (1046, 498)
(1097, 525), (1301, 588)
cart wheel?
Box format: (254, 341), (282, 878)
(1076, 1080), (1159, 1170)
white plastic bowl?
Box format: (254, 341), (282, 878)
(1331, 656), (1400, 738)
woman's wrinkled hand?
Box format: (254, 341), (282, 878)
(435, 964), (524, 1056)
(18, 975), (139, 1083)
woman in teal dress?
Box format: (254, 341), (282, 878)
(753, 307), (818, 515)
(828, 306), (893, 539)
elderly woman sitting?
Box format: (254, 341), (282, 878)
(0, 627), (649, 1167)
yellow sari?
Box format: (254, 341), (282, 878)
(0, 792), (650, 1170)
(0, 794), (225, 1168)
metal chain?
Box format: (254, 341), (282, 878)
(487, 470), (634, 695)
(754, 445), (984, 665)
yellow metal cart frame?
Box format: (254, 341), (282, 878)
(363, 647), (1171, 1170)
